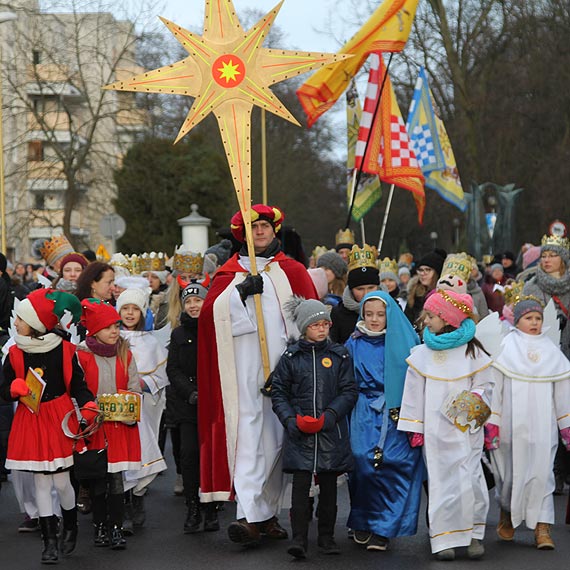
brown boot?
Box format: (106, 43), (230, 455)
(535, 523), (555, 550)
(496, 509), (514, 541)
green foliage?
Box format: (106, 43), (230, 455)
(113, 132), (233, 253)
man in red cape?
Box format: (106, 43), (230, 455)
(198, 205), (317, 546)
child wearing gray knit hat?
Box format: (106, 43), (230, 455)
(317, 252), (348, 280)
(284, 296), (332, 336)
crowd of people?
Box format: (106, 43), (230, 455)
(0, 204), (569, 564)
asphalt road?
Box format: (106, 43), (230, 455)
(1, 447), (569, 570)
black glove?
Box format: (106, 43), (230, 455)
(188, 391), (198, 405)
(321, 409), (337, 432)
(235, 274), (263, 305)
(286, 418), (302, 440)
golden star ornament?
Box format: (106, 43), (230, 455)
(104, 0), (348, 217)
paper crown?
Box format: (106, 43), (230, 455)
(440, 252), (473, 282)
(378, 257), (398, 276)
(335, 228), (355, 248)
(503, 280), (525, 306)
(172, 246), (204, 275)
(541, 234), (570, 251)
(398, 252), (413, 267)
(311, 245), (329, 261)
(39, 235), (74, 267)
(348, 244), (377, 273)
(131, 252), (167, 273)
(109, 253), (131, 273)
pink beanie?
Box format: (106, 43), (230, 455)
(424, 289), (474, 328)
(522, 245), (541, 270)
(307, 268), (329, 300)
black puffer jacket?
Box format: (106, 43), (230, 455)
(271, 338), (357, 473)
(329, 302), (359, 344)
(166, 313), (198, 424)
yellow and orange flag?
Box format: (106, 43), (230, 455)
(297, 0), (419, 127)
(355, 54), (425, 223)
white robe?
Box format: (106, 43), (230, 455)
(212, 255), (298, 522)
(490, 329), (570, 529)
(398, 343), (498, 553)
(121, 330), (169, 494)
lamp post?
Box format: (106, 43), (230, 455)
(0, 11), (17, 255)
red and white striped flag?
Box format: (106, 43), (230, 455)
(355, 53), (425, 223)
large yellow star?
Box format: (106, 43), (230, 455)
(104, 0), (349, 219)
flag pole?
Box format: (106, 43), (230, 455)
(377, 183), (395, 254)
(261, 109), (268, 205)
(345, 52), (394, 229)
(360, 218), (366, 245)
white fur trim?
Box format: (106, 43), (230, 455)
(15, 298), (46, 333)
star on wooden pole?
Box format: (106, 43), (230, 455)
(104, 0), (349, 378)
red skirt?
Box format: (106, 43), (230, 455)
(6, 394), (78, 472)
(88, 421), (141, 473)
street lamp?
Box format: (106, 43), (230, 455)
(0, 11), (17, 255)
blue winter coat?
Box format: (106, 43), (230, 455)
(271, 338), (358, 473)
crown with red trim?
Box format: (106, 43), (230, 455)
(16, 288), (82, 334)
(39, 235), (74, 267)
(80, 298), (121, 337)
(230, 204), (284, 242)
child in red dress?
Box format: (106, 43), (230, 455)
(77, 299), (142, 550)
(0, 288), (96, 564)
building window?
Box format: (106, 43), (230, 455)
(27, 141), (44, 162)
(34, 193), (45, 210)
(32, 50), (41, 65)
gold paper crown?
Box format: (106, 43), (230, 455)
(541, 234), (570, 251)
(437, 289), (474, 317)
(139, 252), (166, 272)
(127, 254), (143, 275)
(348, 244), (377, 272)
(109, 253), (131, 273)
(378, 257), (398, 277)
(98, 392), (141, 422)
(503, 280), (525, 306)
(172, 246), (203, 275)
(335, 228), (355, 248)
(311, 245), (329, 261)
(513, 294), (544, 309)
(441, 252), (473, 282)
(39, 235), (74, 267)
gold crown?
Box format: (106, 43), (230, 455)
(440, 252), (473, 282)
(172, 246), (203, 275)
(541, 234), (570, 251)
(378, 257), (398, 277)
(437, 289), (474, 317)
(335, 228), (355, 248)
(348, 244), (377, 272)
(398, 252), (413, 267)
(513, 294), (544, 309)
(109, 253), (131, 272)
(98, 392), (141, 422)
(39, 235), (74, 267)
(503, 280), (524, 306)
(126, 254), (143, 275)
(311, 245), (329, 261)
(138, 252), (166, 273)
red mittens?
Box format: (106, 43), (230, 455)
(10, 378), (30, 399)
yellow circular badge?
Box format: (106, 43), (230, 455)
(321, 357), (332, 368)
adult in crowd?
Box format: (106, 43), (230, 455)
(52, 252), (89, 293)
(198, 204), (317, 546)
(329, 245), (380, 344)
(317, 251), (348, 306)
(334, 228), (356, 263)
(501, 251), (518, 279)
(404, 249), (446, 327)
(74, 262), (115, 303)
(482, 263), (507, 314)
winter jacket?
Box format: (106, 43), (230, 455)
(271, 338), (358, 473)
(330, 302), (359, 344)
(166, 313), (198, 424)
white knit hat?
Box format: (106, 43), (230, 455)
(116, 287), (151, 314)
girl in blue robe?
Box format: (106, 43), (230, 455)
(345, 290), (424, 551)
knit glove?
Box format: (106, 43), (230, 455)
(10, 378), (30, 399)
(286, 418), (302, 440)
(320, 409), (337, 432)
(235, 274), (263, 304)
(408, 432), (424, 448)
(81, 401), (100, 423)
(484, 423), (500, 450)
(560, 427), (570, 451)
(188, 391), (198, 405)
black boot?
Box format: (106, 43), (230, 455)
(39, 516), (59, 564)
(131, 493), (146, 527)
(203, 503), (220, 532)
(288, 502), (309, 559)
(93, 522), (110, 547)
(317, 504), (339, 555)
(183, 498), (202, 534)
(123, 491), (134, 536)
(59, 508), (78, 557)
(109, 524), (127, 550)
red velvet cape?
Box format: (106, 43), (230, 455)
(197, 252), (317, 499)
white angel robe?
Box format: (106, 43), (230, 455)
(398, 343), (498, 554)
(490, 329), (570, 529)
(214, 256), (298, 522)
(121, 329), (169, 493)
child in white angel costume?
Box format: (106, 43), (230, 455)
(398, 289), (498, 561)
(485, 296), (570, 550)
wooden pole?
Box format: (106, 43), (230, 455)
(360, 218), (366, 246)
(377, 184), (395, 254)
(261, 109), (268, 205)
